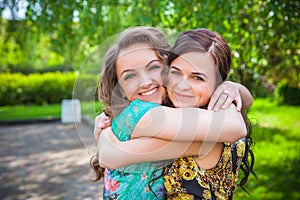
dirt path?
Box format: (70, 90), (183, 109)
(0, 121), (103, 200)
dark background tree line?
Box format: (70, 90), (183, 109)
(0, 0), (299, 103)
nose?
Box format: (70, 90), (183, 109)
(139, 73), (153, 88)
(176, 78), (190, 91)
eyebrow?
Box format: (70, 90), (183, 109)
(170, 66), (208, 78)
(120, 59), (161, 76)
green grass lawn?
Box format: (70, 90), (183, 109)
(0, 101), (103, 122)
(0, 98), (299, 199)
(235, 99), (300, 199)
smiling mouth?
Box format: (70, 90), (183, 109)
(140, 88), (157, 96)
(174, 91), (193, 98)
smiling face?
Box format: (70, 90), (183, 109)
(116, 43), (166, 104)
(167, 51), (217, 108)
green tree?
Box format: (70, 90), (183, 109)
(1, 0), (299, 95)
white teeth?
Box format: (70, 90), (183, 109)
(141, 88), (157, 96)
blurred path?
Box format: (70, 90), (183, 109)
(0, 121), (103, 200)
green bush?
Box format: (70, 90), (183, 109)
(73, 73), (99, 101)
(279, 85), (300, 105)
(275, 82), (300, 105)
(6, 64), (73, 74)
(0, 72), (76, 106)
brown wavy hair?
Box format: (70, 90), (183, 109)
(166, 28), (256, 191)
(90, 26), (171, 182)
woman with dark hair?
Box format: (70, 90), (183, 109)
(162, 28), (255, 199)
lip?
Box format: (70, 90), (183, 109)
(173, 91), (194, 98)
(139, 87), (158, 96)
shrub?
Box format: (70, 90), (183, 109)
(73, 73), (99, 101)
(275, 82), (300, 105)
(0, 72), (77, 106)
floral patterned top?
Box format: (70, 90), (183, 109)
(103, 100), (166, 200)
(164, 139), (246, 200)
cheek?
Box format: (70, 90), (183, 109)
(206, 84), (215, 96)
(167, 78), (175, 89)
(151, 71), (164, 85)
(167, 74), (180, 89)
(201, 77), (217, 97)
(208, 82), (217, 96)
(193, 83), (212, 98)
(119, 80), (137, 99)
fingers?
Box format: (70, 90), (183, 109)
(94, 128), (102, 142)
(209, 81), (244, 112)
(235, 95), (242, 112)
(211, 92), (229, 111)
(220, 94), (234, 110)
(99, 119), (112, 129)
(208, 87), (223, 110)
(93, 113), (111, 142)
(208, 85), (230, 111)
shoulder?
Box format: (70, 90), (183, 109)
(166, 156), (197, 176)
(235, 138), (246, 157)
(224, 138), (246, 158)
(112, 100), (160, 141)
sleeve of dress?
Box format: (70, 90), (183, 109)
(112, 99), (160, 141)
(110, 99), (173, 172)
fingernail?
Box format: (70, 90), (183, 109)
(208, 106), (212, 110)
(98, 123), (104, 128)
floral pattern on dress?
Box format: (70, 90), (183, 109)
(104, 168), (165, 200)
(164, 139), (246, 200)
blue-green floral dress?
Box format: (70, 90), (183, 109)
(103, 100), (167, 200)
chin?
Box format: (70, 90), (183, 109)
(173, 101), (196, 108)
(141, 97), (162, 104)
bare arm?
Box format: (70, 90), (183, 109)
(93, 82), (252, 143)
(98, 128), (209, 169)
(238, 82), (253, 110)
(132, 104), (247, 143)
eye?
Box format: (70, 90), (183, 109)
(148, 65), (162, 71)
(124, 73), (136, 80)
(169, 69), (181, 76)
(192, 76), (204, 81)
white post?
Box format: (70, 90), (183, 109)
(61, 99), (81, 123)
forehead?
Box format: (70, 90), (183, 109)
(171, 52), (216, 74)
(116, 44), (159, 71)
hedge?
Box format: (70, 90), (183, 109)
(0, 72), (98, 106)
(276, 83), (300, 105)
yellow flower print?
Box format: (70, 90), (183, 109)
(164, 175), (181, 191)
(237, 142), (246, 157)
(182, 169), (195, 181)
(202, 189), (212, 199)
(223, 147), (231, 162)
(169, 193), (194, 200)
